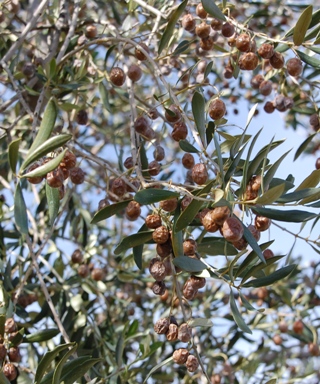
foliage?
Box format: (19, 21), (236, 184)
(0, 0), (320, 383)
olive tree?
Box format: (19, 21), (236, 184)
(0, 0), (320, 383)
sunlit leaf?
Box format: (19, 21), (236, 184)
(245, 103), (258, 129)
(27, 99), (57, 156)
(20, 134), (72, 172)
(297, 50), (320, 68)
(201, 0), (226, 21)
(158, 0), (188, 54)
(242, 264), (297, 288)
(14, 183), (28, 235)
(192, 91), (206, 146)
(293, 5), (313, 46)
(230, 289), (252, 334)
(91, 200), (132, 223)
(8, 138), (20, 174)
(255, 183), (286, 205)
(114, 231), (153, 255)
(22, 149), (67, 179)
(295, 169), (320, 190)
(173, 256), (207, 273)
(134, 189), (179, 205)
(25, 329), (60, 343)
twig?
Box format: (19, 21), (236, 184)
(0, 0), (50, 65)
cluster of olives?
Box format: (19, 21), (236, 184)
(71, 249), (106, 281)
(1, 317), (22, 381)
(26, 150), (85, 198)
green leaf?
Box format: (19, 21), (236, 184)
(239, 128), (262, 194)
(239, 291), (264, 313)
(230, 289), (252, 334)
(61, 358), (102, 384)
(24, 328), (60, 343)
(99, 81), (111, 113)
(172, 228), (184, 260)
(173, 39), (195, 55)
(255, 183), (286, 205)
(264, 380), (277, 384)
(245, 103), (258, 129)
(8, 138), (21, 174)
(253, 207), (317, 222)
(35, 343), (74, 384)
(133, 243), (143, 270)
(295, 169), (320, 190)
(204, 61), (213, 79)
(277, 188), (320, 203)
(197, 237), (238, 256)
(285, 8), (320, 38)
(9, 327), (24, 345)
(297, 50), (320, 68)
(91, 200), (132, 224)
(173, 256), (207, 273)
(114, 231), (153, 255)
(179, 140), (199, 153)
(241, 256), (284, 285)
(20, 134), (72, 172)
(213, 132), (225, 184)
(158, 0), (188, 54)
(52, 344), (78, 384)
(247, 139), (285, 182)
(174, 180), (215, 232)
(134, 189), (179, 205)
(14, 183), (28, 234)
(242, 264), (297, 288)
(294, 134), (316, 161)
(235, 241), (274, 279)
(224, 141), (248, 183)
(201, 0), (226, 21)
(242, 222), (265, 264)
(206, 121), (215, 145)
(143, 356), (173, 383)
(116, 334), (124, 367)
(22, 149), (67, 179)
(45, 184), (60, 226)
(264, 150), (291, 189)
(27, 99), (58, 156)
(293, 5), (313, 46)
(192, 91), (206, 146)
(188, 318), (213, 327)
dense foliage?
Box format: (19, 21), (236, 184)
(0, 0), (320, 383)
